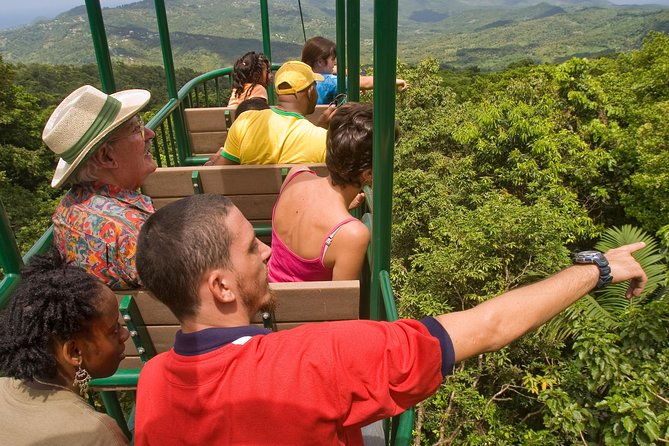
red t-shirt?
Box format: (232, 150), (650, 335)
(135, 318), (454, 445)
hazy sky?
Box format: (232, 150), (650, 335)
(1, 0), (668, 31)
(0, 0), (134, 30)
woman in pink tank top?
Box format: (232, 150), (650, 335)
(267, 103), (375, 282)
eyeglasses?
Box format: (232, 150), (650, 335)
(109, 116), (145, 142)
(330, 93), (348, 108)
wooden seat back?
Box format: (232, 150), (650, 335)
(116, 280), (360, 369)
(183, 105), (331, 157)
(141, 164), (328, 228)
(183, 107), (234, 157)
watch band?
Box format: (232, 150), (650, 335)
(574, 250), (613, 289)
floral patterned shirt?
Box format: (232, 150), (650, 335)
(52, 182), (155, 290)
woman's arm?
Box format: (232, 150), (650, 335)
(329, 222), (371, 281)
(359, 75), (408, 91)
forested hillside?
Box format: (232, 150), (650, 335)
(0, 31), (667, 445)
(1, 0), (668, 70)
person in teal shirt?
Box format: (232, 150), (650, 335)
(301, 36), (408, 104)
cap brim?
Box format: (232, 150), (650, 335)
(51, 89), (151, 188)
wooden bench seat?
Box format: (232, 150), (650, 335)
(183, 105), (331, 157)
(141, 164), (328, 237)
(115, 280), (360, 369)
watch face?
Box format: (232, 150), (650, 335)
(575, 250), (609, 267)
(578, 250), (600, 256)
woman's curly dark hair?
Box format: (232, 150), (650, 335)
(231, 51), (270, 100)
(0, 249), (104, 381)
(326, 103), (374, 187)
(326, 103), (400, 187)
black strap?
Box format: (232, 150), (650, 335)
(297, 0), (307, 43)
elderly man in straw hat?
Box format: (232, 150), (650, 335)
(44, 85), (157, 290)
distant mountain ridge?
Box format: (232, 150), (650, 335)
(0, 0), (668, 71)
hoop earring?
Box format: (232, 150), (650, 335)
(73, 363), (91, 397)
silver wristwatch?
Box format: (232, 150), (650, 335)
(574, 250), (613, 289)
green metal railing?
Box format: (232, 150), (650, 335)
(380, 270), (415, 445)
(0, 201), (23, 307)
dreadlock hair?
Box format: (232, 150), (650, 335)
(231, 51), (271, 100)
(0, 249), (104, 381)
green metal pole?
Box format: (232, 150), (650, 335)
(260, 0), (272, 60)
(84, 0), (116, 93)
(260, 0), (275, 104)
(335, 0), (346, 96)
(346, 0), (360, 101)
(0, 200), (23, 308)
(99, 391), (131, 439)
(370, 0), (398, 321)
(153, 0), (190, 165)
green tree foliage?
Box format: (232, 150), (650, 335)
(13, 62), (200, 112)
(0, 55), (60, 252)
(392, 34), (669, 444)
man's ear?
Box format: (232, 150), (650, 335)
(207, 268), (236, 305)
(91, 143), (118, 169)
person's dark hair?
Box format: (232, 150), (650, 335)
(326, 103), (375, 187)
(234, 97), (270, 120)
(301, 36), (336, 70)
(231, 51), (270, 100)
(0, 249), (103, 381)
(137, 194), (235, 321)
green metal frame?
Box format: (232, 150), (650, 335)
(346, 0), (361, 101)
(370, 0), (399, 323)
(84, 0), (115, 93)
(336, 0), (347, 96)
(0, 201), (23, 306)
(380, 270), (416, 444)
(120, 295), (156, 363)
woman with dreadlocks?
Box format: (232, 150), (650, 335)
(0, 249), (130, 445)
(227, 51), (271, 107)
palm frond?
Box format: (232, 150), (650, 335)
(541, 225), (666, 343)
(594, 224), (666, 305)
(540, 295), (616, 343)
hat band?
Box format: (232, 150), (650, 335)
(60, 96), (122, 164)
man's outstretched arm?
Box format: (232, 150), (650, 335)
(436, 242), (647, 363)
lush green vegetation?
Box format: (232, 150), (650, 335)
(1, 0), (668, 71)
(392, 32), (669, 444)
(0, 30), (668, 445)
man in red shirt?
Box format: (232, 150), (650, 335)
(134, 194), (646, 446)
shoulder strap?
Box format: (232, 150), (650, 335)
(320, 218), (359, 264)
(279, 168), (316, 193)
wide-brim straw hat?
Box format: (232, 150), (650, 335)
(43, 85), (151, 188)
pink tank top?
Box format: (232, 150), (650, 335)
(267, 169), (358, 282)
